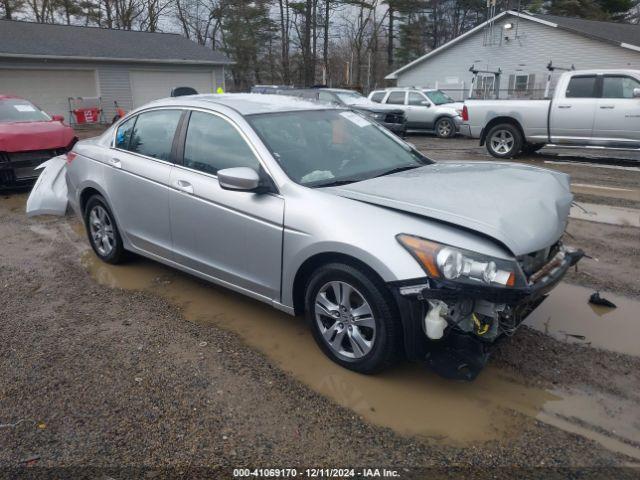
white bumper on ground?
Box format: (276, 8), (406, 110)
(25, 156), (68, 217)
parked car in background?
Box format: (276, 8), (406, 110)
(28, 94), (582, 380)
(272, 88), (407, 137)
(0, 95), (76, 188)
(460, 69), (640, 158)
(251, 85), (295, 94)
(368, 88), (464, 138)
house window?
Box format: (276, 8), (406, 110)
(475, 75), (495, 98)
(514, 74), (529, 92)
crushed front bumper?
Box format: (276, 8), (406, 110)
(382, 121), (407, 137)
(0, 149), (68, 188)
(390, 248), (584, 380)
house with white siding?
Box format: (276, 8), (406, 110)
(386, 11), (640, 100)
(0, 20), (232, 121)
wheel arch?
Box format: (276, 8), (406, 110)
(77, 184), (128, 247)
(79, 186), (104, 215)
(480, 117), (525, 146)
(291, 251), (393, 316)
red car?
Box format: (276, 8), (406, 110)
(0, 95), (76, 188)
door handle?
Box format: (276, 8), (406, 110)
(109, 157), (122, 169)
(599, 105), (615, 109)
(557, 105), (572, 109)
(175, 179), (194, 194)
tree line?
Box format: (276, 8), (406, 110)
(1, 0), (638, 91)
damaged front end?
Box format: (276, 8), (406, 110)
(391, 235), (584, 380)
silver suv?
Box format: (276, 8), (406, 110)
(369, 88), (464, 138)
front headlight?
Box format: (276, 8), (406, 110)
(396, 234), (518, 287)
(368, 112), (386, 121)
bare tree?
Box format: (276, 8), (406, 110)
(1, 0), (25, 19)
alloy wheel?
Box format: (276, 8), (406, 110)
(88, 205), (115, 257)
(490, 130), (515, 155)
(437, 120), (452, 137)
(314, 281), (376, 360)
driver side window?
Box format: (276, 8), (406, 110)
(183, 111), (260, 175)
(408, 92), (426, 106)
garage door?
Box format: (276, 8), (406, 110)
(0, 69), (97, 119)
(130, 70), (215, 108)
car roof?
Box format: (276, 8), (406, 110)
(562, 69), (640, 76)
(145, 93), (339, 115)
(322, 88), (359, 94)
(384, 87), (438, 91)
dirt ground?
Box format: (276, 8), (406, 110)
(1, 133), (640, 475)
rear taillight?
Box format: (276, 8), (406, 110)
(461, 105), (469, 122)
(66, 151), (77, 164)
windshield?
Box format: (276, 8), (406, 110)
(424, 90), (455, 105)
(248, 109), (432, 187)
(0, 99), (51, 123)
(335, 91), (364, 104)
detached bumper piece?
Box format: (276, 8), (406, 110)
(392, 247), (584, 381)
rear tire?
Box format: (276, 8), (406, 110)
(485, 123), (523, 158)
(435, 117), (456, 138)
(305, 262), (401, 374)
(84, 194), (127, 264)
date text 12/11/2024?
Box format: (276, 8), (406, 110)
(233, 468), (401, 478)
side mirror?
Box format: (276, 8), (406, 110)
(634, 88), (640, 98)
(218, 167), (261, 192)
(421, 101), (431, 107)
(51, 114), (65, 122)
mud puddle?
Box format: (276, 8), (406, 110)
(525, 283), (640, 356)
(81, 251), (640, 457)
(0, 192), (29, 212)
(570, 202), (640, 227)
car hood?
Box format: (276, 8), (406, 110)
(0, 121), (76, 152)
(326, 162), (573, 256)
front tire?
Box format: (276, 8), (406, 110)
(305, 263), (401, 374)
(435, 117), (456, 138)
(486, 123), (523, 158)
(84, 194), (127, 264)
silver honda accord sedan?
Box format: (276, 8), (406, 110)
(57, 94), (582, 380)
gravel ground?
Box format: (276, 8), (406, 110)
(1, 133), (640, 475)
(2, 197), (634, 471)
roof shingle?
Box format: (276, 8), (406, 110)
(532, 13), (640, 48)
(0, 20), (232, 64)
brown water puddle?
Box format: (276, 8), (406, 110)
(81, 251), (640, 457)
(0, 192), (28, 213)
(525, 283), (640, 356)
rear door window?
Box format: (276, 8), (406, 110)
(386, 91), (406, 105)
(565, 76), (597, 98)
(127, 109), (183, 161)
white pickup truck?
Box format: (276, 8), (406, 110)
(460, 69), (640, 158)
